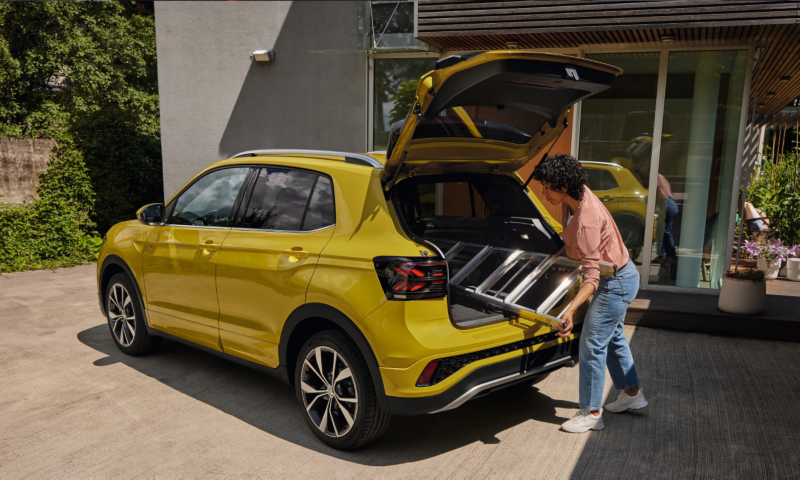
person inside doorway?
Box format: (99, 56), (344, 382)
(532, 154), (649, 433)
(657, 173), (678, 280)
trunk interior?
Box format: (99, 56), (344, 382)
(392, 173), (582, 328)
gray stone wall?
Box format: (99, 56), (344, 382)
(155, 1), (367, 198)
(0, 137), (56, 205)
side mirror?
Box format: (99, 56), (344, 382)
(137, 203), (165, 226)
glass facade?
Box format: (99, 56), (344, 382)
(578, 52), (661, 275)
(650, 50), (747, 289)
(373, 57), (438, 150)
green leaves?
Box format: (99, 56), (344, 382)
(0, 2), (162, 272)
(748, 151), (800, 246)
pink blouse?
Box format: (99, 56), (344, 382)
(560, 185), (630, 290)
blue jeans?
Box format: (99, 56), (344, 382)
(660, 197), (678, 257)
(579, 260), (640, 411)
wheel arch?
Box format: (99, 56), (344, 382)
(98, 255), (149, 327)
(279, 303), (391, 413)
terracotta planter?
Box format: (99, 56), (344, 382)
(718, 277), (766, 315)
(757, 258), (781, 279)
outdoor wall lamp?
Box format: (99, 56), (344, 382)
(757, 103), (766, 107)
(766, 92), (776, 97)
(251, 50), (275, 62)
(505, 41), (519, 48)
(660, 35), (676, 42)
(779, 75), (791, 82)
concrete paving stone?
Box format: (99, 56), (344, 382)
(1, 264), (800, 479)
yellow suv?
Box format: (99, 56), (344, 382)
(96, 52), (621, 449)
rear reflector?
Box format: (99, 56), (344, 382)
(416, 361), (440, 386)
(374, 257), (447, 300)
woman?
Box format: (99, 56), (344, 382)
(531, 154), (648, 433)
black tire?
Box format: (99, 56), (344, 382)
(105, 272), (161, 356)
(295, 330), (391, 449)
(613, 214), (644, 260)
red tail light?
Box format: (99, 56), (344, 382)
(374, 257), (447, 300)
(416, 360), (440, 386)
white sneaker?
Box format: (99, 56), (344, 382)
(605, 388), (649, 413)
(561, 409), (605, 433)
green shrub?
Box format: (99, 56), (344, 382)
(748, 151), (800, 246)
(0, 139), (100, 272)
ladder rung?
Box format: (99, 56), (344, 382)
(504, 255), (555, 305)
(444, 241), (465, 260)
(450, 245), (493, 285)
(475, 250), (523, 295)
(536, 266), (583, 314)
(493, 258), (531, 298)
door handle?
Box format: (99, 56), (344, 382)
(202, 240), (219, 253)
(602, 197), (613, 202)
(283, 247), (310, 260)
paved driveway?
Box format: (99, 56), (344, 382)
(2, 265), (800, 479)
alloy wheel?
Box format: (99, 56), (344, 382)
(300, 346), (359, 438)
(107, 283), (136, 347)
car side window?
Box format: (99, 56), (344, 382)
(603, 170), (620, 190)
(302, 175), (335, 230)
(167, 167), (249, 227)
(585, 168), (605, 192)
(242, 168), (332, 231)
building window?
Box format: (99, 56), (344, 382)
(373, 57), (438, 151)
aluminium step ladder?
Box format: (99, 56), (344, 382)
(439, 241), (615, 329)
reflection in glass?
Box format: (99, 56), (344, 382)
(651, 50), (747, 289)
(579, 53), (660, 271)
(373, 58), (438, 150)
(168, 167), (248, 227)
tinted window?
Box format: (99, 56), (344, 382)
(302, 176), (335, 231)
(242, 168), (319, 231)
(168, 167), (248, 226)
(585, 167), (619, 191)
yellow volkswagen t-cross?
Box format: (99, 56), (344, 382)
(97, 52), (622, 449)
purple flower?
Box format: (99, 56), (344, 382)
(743, 240), (761, 257)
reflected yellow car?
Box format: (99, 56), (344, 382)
(96, 52), (621, 449)
(580, 160), (649, 257)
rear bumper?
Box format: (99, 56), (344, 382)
(386, 337), (579, 416)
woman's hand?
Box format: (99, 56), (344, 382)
(554, 245), (566, 259)
(557, 309), (574, 338)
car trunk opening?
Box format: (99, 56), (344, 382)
(392, 173), (589, 328)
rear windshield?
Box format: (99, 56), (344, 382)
(387, 105), (545, 157)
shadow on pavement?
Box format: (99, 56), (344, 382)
(78, 324), (576, 465)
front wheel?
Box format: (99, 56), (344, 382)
(105, 272), (161, 356)
(295, 330), (391, 449)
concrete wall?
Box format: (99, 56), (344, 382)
(155, 1), (367, 197)
(0, 137), (56, 205)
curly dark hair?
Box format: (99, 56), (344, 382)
(531, 153), (588, 201)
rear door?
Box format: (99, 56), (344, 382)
(215, 167), (335, 367)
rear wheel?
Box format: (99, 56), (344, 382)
(105, 273), (161, 356)
(295, 330), (391, 449)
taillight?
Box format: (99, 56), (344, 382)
(373, 257), (447, 300)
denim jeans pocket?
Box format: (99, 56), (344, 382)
(617, 272), (639, 304)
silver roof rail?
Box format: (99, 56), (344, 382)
(231, 149), (384, 169)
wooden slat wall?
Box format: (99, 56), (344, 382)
(416, 0), (800, 116)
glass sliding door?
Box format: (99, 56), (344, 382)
(578, 52), (661, 276)
(649, 50), (747, 289)
(373, 58), (438, 151)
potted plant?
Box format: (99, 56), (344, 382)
(718, 269), (767, 315)
(742, 235), (800, 280)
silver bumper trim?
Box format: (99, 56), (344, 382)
(428, 355), (574, 414)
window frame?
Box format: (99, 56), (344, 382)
(163, 165), (256, 229)
(231, 165), (337, 234)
